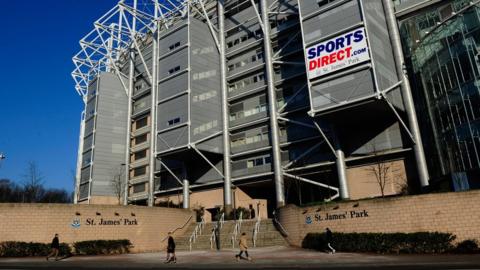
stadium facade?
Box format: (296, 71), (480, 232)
(72, 0), (480, 216)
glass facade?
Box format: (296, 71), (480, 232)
(399, 0), (480, 188)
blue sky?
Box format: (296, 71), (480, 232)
(0, 0), (118, 191)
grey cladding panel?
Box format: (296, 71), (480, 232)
(363, 0), (404, 110)
(159, 24), (188, 56)
(90, 72), (128, 196)
(80, 166), (91, 182)
(83, 135), (94, 151)
(84, 118), (95, 135)
(158, 48), (188, 80)
(158, 72), (188, 100)
(79, 183), (89, 200)
(225, 5), (257, 29)
(86, 98), (96, 118)
(190, 18), (222, 147)
(133, 94), (152, 115)
(350, 122), (404, 156)
(194, 161), (223, 184)
(310, 69), (375, 111)
(157, 94), (188, 131)
(196, 135), (223, 154)
(301, 0), (362, 45)
(157, 126), (189, 152)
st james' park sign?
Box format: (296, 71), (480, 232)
(305, 209), (369, 225)
(71, 217), (138, 228)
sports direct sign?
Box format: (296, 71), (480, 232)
(306, 27), (370, 79)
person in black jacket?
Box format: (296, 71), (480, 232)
(46, 234), (60, 261)
(165, 232), (176, 263)
(325, 228), (335, 254)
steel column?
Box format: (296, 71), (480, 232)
(183, 179), (190, 209)
(383, 0), (429, 187)
(217, 0), (233, 215)
(123, 0), (137, 205)
(335, 149), (349, 199)
(260, 0), (285, 208)
(148, 3), (159, 207)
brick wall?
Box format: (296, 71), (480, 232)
(278, 190), (480, 247)
(0, 204), (193, 252)
(156, 187), (268, 221)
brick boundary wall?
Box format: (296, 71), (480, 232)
(277, 190), (480, 247)
(0, 204), (194, 253)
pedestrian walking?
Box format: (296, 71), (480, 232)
(214, 224), (221, 250)
(235, 232), (252, 261)
(46, 233), (60, 261)
(325, 228), (335, 254)
(165, 232), (176, 263)
(249, 204), (255, 219)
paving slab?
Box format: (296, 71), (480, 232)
(1, 246), (480, 269)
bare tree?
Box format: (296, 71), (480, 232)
(365, 143), (394, 198)
(110, 165), (125, 205)
(22, 161), (45, 203)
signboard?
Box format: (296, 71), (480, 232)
(70, 217), (138, 228)
(305, 209), (369, 224)
(306, 27), (370, 79)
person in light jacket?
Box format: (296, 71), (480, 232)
(235, 232), (252, 261)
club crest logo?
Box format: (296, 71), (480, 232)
(71, 218), (81, 229)
(305, 216), (312, 225)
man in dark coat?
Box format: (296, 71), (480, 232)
(46, 234), (60, 261)
(165, 232), (176, 263)
(214, 224), (221, 250)
(325, 228), (335, 254)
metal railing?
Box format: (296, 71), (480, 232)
(161, 215), (193, 242)
(231, 211), (243, 248)
(253, 216), (261, 247)
(210, 213), (225, 250)
(188, 216), (205, 251)
(219, 212), (225, 229)
(272, 210), (289, 237)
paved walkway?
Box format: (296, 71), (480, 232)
(1, 246), (480, 269)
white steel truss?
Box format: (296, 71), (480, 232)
(72, 0), (188, 98)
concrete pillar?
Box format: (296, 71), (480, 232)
(382, 0), (430, 187)
(183, 179), (190, 209)
(336, 149), (349, 200)
(217, 0), (233, 215)
(260, 0), (285, 208)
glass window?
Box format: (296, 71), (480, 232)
(167, 117), (181, 126)
(134, 149), (147, 160)
(133, 183), (146, 193)
(134, 134), (148, 145)
(135, 117), (148, 129)
(133, 166), (147, 177)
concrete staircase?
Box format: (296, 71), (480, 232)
(175, 219), (287, 251)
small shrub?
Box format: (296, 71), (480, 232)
(302, 232), (455, 254)
(454, 239), (479, 254)
(73, 239), (132, 255)
(0, 242), (71, 257)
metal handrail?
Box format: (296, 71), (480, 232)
(220, 212), (225, 228)
(231, 211), (243, 248)
(253, 216), (261, 247)
(210, 213), (225, 249)
(188, 216), (205, 251)
(272, 210), (289, 237)
(161, 215), (193, 242)
(210, 227), (216, 250)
